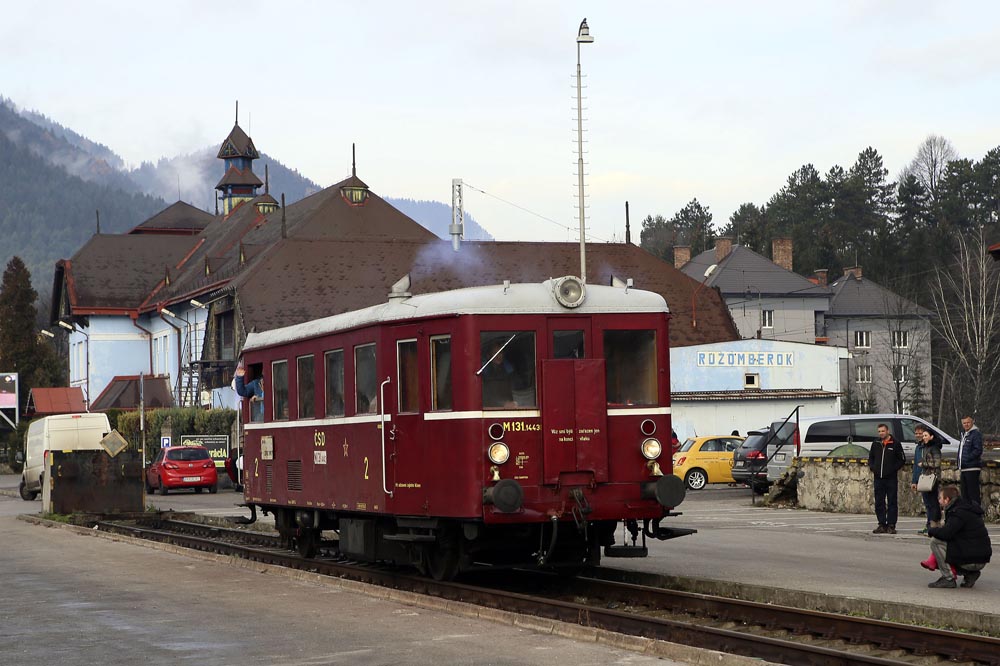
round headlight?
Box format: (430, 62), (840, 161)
(553, 276), (587, 308)
(488, 442), (510, 465)
(641, 438), (662, 460)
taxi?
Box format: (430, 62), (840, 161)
(672, 435), (744, 490)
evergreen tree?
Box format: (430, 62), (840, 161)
(639, 214), (675, 262)
(669, 199), (714, 255)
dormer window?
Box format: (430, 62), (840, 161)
(341, 185), (369, 206)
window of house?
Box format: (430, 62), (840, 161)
(430, 336), (452, 411)
(892, 364), (908, 383)
(761, 309), (774, 329)
(272, 359), (289, 420)
(355, 344), (378, 414)
(893, 399), (911, 414)
(854, 330), (871, 348)
(892, 330), (909, 348)
(217, 311), (235, 361)
(397, 340), (419, 413)
(604, 330), (657, 406)
(857, 399), (874, 413)
(855, 365), (872, 384)
(297, 355), (314, 419)
(480, 332), (536, 409)
(324, 350), (345, 417)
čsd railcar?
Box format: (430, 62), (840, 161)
(238, 276), (690, 579)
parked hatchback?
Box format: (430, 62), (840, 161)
(731, 428), (772, 494)
(673, 435), (744, 490)
(146, 445), (218, 495)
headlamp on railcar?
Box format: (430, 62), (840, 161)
(641, 437), (662, 460)
(553, 276), (587, 308)
(488, 442), (510, 465)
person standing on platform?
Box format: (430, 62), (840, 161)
(926, 485), (992, 588)
(957, 415), (983, 506)
(869, 422), (906, 534)
(911, 425), (943, 535)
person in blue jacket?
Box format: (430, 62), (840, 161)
(957, 416), (983, 506)
(235, 364), (264, 422)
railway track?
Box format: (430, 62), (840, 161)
(94, 517), (999, 666)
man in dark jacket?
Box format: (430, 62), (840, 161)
(957, 415), (984, 506)
(868, 423), (906, 534)
(927, 485), (992, 588)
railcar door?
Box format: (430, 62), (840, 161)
(541, 319), (608, 484)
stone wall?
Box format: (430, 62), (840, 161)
(791, 459), (999, 522)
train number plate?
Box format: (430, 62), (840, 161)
(182, 476), (201, 482)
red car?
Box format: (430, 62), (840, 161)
(146, 445), (218, 495)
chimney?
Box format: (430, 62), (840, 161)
(813, 269), (828, 287)
(843, 266), (862, 280)
(772, 237), (793, 271)
(715, 237), (733, 264)
(674, 245), (691, 269)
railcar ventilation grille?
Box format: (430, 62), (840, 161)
(266, 464), (273, 494)
(287, 460), (303, 491)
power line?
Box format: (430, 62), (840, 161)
(464, 181), (611, 243)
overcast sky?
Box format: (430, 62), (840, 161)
(5, 1), (1000, 244)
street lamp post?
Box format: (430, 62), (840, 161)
(691, 264), (718, 329)
(575, 18), (594, 283)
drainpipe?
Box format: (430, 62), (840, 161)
(131, 316), (154, 374)
(158, 311), (183, 405)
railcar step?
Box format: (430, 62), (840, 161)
(603, 545), (649, 558)
(383, 533), (437, 542)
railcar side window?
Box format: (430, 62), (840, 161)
(430, 336), (452, 411)
(397, 340), (419, 413)
(480, 331), (536, 409)
(324, 349), (345, 417)
(553, 330), (584, 359)
(297, 355), (314, 419)
(355, 344), (378, 414)
(272, 360), (289, 420)
(604, 330), (657, 406)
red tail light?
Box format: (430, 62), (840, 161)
(794, 428), (801, 456)
(203, 461), (214, 469)
(164, 462), (180, 470)
(675, 456), (686, 466)
(747, 450), (765, 460)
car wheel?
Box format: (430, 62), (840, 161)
(195, 487), (203, 494)
(685, 468), (708, 490)
(157, 478), (168, 496)
(208, 484), (218, 494)
(19, 480), (38, 501)
(751, 481), (769, 495)
(144, 476), (154, 493)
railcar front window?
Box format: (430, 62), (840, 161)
(397, 340), (419, 413)
(355, 344), (378, 414)
(297, 355), (314, 419)
(553, 330), (584, 359)
(431, 336), (453, 411)
(324, 350), (345, 417)
(604, 330), (657, 406)
(480, 331), (536, 409)
(272, 360), (289, 420)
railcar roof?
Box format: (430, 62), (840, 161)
(243, 279), (668, 352)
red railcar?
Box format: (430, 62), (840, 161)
(238, 277), (690, 578)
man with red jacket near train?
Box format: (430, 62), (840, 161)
(868, 423), (906, 534)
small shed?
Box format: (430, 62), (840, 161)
(26, 387), (88, 417)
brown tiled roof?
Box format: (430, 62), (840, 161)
(216, 166), (264, 189)
(130, 201), (216, 234)
(216, 123), (259, 159)
(91, 375), (174, 411)
(232, 238), (738, 348)
(26, 387), (87, 416)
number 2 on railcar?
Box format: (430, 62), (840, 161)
(237, 276), (692, 579)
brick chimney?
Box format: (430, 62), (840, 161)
(813, 269), (828, 286)
(772, 237), (793, 271)
(715, 237), (733, 264)
(673, 245), (691, 269)
(843, 266), (863, 280)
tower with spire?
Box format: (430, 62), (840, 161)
(216, 101), (263, 215)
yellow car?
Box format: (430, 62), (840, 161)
(672, 435), (744, 490)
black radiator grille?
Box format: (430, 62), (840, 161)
(287, 460), (303, 491)
(266, 464), (273, 494)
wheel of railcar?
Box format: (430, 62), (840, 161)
(685, 468), (708, 490)
(424, 529), (461, 581)
(296, 528), (319, 558)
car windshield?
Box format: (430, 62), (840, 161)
(678, 438), (697, 452)
(166, 447), (210, 462)
(739, 433), (768, 451)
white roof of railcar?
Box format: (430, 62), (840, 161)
(243, 278), (668, 352)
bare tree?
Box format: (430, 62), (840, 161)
(900, 134), (958, 201)
(929, 228), (1000, 426)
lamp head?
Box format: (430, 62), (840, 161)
(58, 320), (75, 332)
(160, 307), (177, 318)
(577, 18), (594, 44)
(703, 263), (718, 278)
(40, 329), (55, 338)
(190, 299), (205, 309)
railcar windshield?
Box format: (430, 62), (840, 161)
(604, 329), (657, 406)
(355, 344), (378, 414)
(297, 355), (314, 419)
(480, 331), (537, 409)
(431, 336), (453, 411)
(272, 360), (289, 420)
(325, 350), (345, 417)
